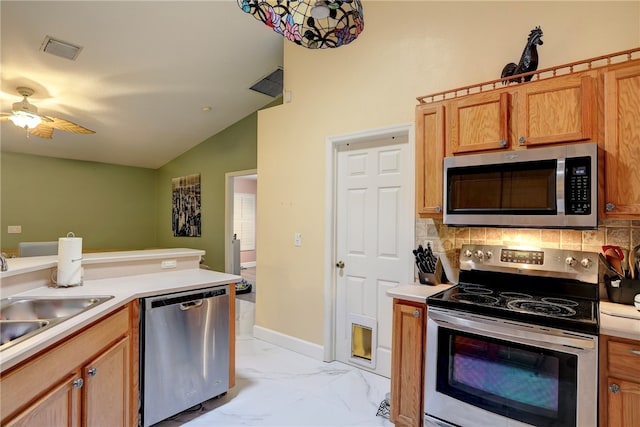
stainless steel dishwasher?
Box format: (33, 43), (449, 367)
(140, 285), (230, 427)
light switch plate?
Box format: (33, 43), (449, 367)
(294, 232), (302, 247)
(7, 225), (22, 234)
(161, 259), (177, 269)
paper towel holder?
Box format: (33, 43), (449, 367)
(51, 231), (84, 288)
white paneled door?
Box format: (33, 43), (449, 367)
(335, 135), (412, 378)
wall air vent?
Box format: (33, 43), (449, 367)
(40, 36), (83, 60)
(249, 68), (283, 98)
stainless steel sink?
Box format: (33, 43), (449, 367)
(0, 295), (113, 351)
(1, 320), (50, 346)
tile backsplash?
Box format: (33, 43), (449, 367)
(416, 218), (640, 265)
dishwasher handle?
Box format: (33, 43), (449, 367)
(180, 299), (204, 310)
(147, 286), (228, 310)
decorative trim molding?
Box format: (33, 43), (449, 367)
(253, 325), (324, 361)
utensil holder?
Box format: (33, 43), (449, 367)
(605, 276), (640, 305)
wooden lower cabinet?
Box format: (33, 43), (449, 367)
(599, 334), (640, 426)
(1, 302), (138, 427)
(390, 299), (425, 427)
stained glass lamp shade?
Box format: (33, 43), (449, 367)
(238, 0), (364, 49)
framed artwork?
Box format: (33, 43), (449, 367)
(172, 173), (201, 237)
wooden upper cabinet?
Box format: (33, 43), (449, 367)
(447, 71), (596, 156)
(415, 103), (445, 216)
(515, 72), (596, 147)
(603, 60), (640, 217)
(449, 91), (509, 154)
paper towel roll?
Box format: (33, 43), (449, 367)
(57, 234), (83, 286)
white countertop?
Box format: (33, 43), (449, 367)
(600, 301), (640, 341)
(1, 266), (241, 371)
(387, 283), (453, 303)
(0, 248), (205, 278)
(388, 284), (640, 342)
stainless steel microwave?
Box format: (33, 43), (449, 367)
(443, 143), (598, 229)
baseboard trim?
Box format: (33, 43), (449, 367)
(253, 325), (324, 361)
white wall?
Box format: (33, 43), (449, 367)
(256, 1), (640, 346)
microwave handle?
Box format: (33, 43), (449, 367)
(557, 158), (565, 214)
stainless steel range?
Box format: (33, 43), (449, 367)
(425, 244), (599, 427)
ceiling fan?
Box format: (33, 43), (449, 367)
(0, 87), (95, 139)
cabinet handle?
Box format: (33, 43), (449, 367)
(413, 310), (420, 318)
(605, 203), (616, 212)
(434, 205), (442, 213)
(518, 136), (526, 145)
(499, 140), (507, 148)
(629, 349), (640, 356)
(88, 367), (97, 376)
(609, 383), (620, 393)
(73, 378), (84, 389)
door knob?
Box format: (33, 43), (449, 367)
(336, 261), (345, 269)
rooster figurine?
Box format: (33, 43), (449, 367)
(501, 26), (543, 84)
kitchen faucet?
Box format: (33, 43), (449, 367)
(0, 253), (8, 272)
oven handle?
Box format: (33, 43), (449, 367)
(428, 308), (596, 350)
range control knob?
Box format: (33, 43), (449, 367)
(475, 250), (484, 260)
(565, 256), (577, 267)
(464, 250), (473, 258)
(486, 251), (493, 260)
(581, 258), (593, 268)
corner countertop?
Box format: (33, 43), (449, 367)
(387, 283), (640, 342)
(1, 266), (241, 371)
(387, 283), (452, 303)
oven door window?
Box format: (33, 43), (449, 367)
(446, 159), (557, 214)
(436, 327), (577, 427)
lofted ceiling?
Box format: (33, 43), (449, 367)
(0, 1), (283, 169)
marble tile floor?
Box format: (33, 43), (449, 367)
(153, 333), (395, 427)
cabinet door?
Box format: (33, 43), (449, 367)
(603, 62), (640, 217)
(390, 300), (425, 427)
(5, 373), (81, 427)
(83, 336), (130, 427)
(449, 91), (509, 154)
(607, 378), (640, 427)
(515, 73), (595, 147)
(416, 103), (445, 216)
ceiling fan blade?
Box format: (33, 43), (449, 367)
(41, 116), (95, 134)
(28, 124), (54, 139)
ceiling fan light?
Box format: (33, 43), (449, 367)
(9, 111), (42, 129)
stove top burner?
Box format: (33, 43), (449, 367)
(459, 285), (493, 295)
(451, 294), (499, 305)
(427, 281), (598, 334)
(506, 299), (577, 317)
(542, 297), (579, 307)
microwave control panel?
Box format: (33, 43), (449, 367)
(565, 156), (591, 215)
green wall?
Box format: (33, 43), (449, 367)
(0, 152), (158, 250)
(1, 99), (279, 268)
(155, 108), (262, 272)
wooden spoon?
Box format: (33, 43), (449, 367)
(604, 248), (624, 277)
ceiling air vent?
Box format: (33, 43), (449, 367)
(249, 68), (283, 98)
(40, 36), (83, 60)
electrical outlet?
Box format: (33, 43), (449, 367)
(294, 232), (302, 247)
(161, 259), (177, 269)
(7, 225), (22, 234)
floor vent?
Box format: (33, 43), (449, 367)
(250, 68), (283, 98)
